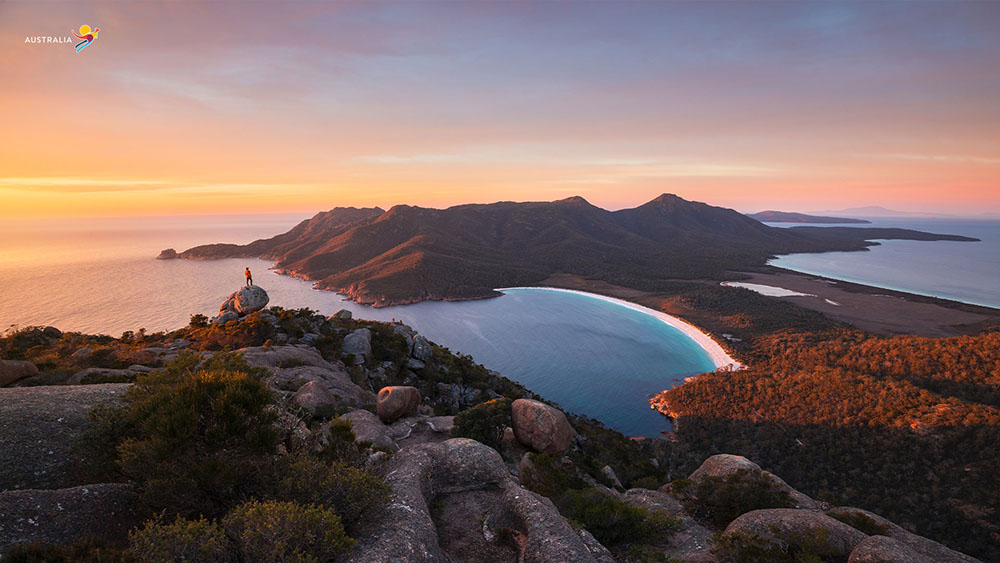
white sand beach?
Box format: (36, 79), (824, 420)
(721, 281), (816, 298)
(497, 286), (742, 370)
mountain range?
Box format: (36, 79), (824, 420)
(169, 194), (977, 306)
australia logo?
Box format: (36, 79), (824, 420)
(72, 24), (99, 53)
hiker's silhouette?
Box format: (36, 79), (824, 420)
(245, 267), (253, 286)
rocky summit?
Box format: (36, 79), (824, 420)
(214, 285), (270, 323)
(0, 307), (986, 562)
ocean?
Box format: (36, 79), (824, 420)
(767, 218), (1000, 309)
(0, 214), (715, 437)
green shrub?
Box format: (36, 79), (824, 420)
(222, 500), (355, 563)
(557, 488), (682, 547)
(2, 538), (136, 562)
(189, 314), (209, 328)
(113, 365), (278, 518)
(686, 470), (795, 528)
(520, 452), (586, 500)
(128, 516), (234, 562)
(272, 453), (389, 527)
(451, 398), (512, 449)
(827, 509), (890, 536)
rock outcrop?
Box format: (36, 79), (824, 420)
(0, 384), (129, 491)
(155, 248), (178, 259)
(689, 453), (818, 509)
(828, 506), (979, 563)
(218, 285), (269, 317)
(342, 328), (373, 363)
(849, 535), (935, 563)
(0, 360), (38, 387)
(724, 508), (868, 560)
(0, 483), (144, 552)
(376, 386), (421, 423)
(511, 399), (575, 457)
(293, 381), (338, 417)
(348, 438), (605, 563)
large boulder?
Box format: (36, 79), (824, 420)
(0, 483), (144, 551)
(342, 328), (373, 360)
(377, 386), (421, 423)
(412, 335), (433, 361)
(331, 309), (352, 319)
(511, 399), (575, 457)
(341, 410), (398, 452)
(689, 454), (818, 509)
(0, 384), (129, 491)
(293, 382), (338, 418)
(0, 360), (38, 387)
(219, 285), (269, 315)
(849, 535), (934, 563)
(828, 507), (979, 563)
(723, 508), (867, 560)
(348, 438), (603, 563)
(272, 365), (374, 409)
(238, 345), (336, 371)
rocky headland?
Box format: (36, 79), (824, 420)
(0, 286), (987, 562)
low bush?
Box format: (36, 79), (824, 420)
(520, 452), (586, 500)
(128, 516), (234, 562)
(685, 469), (795, 528)
(451, 398), (512, 449)
(222, 500), (355, 563)
(272, 453), (390, 527)
(557, 488), (682, 547)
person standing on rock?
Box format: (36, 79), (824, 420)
(245, 267), (253, 287)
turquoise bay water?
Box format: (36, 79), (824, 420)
(0, 215), (714, 437)
(768, 218), (1000, 309)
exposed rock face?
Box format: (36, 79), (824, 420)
(213, 311), (240, 325)
(293, 381), (338, 418)
(511, 399), (575, 457)
(412, 335), (433, 361)
(332, 309), (353, 319)
(689, 454), (818, 509)
(849, 535), (934, 563)
(377, 386), (421, 423)
(219, 285), (269, 315)
(0, 384), (129, 491)
(0, 483), (144, 551)
(348, 438), (602, 563)
(622, 488), (715, 561)
(273, 365), (373, 409)
(342, 410), (398, 452)
(724, 508), (868, 560)
(238, 345), (335, 371)
(342, 328), (373, 360)
(156, 248), (178, 259)
(0, 360), (38, 387)
(828, 507), (979, 563)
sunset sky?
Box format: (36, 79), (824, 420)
(2, 1), (998, 218)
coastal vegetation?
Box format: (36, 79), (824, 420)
(653, 329), (1000, 560)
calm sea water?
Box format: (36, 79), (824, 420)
(0, 215), (714, 437)
(768, 218), (1000, 309)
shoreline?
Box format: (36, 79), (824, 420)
(496, 286), (742, 370)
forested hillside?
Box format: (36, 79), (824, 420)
(653, 330), (1000, 560)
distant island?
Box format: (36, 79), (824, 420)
(747, 210), (871, 224)
(162, 194), (977, 307)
